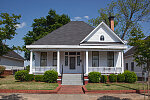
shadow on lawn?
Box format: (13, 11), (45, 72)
(0, 76), (5, 78)
(0, 94), (26, 100)
(97, 96), (131, 100)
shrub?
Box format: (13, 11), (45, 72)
(109, 74), (117, 82)
(88, 72), (101, 83)
(26, 65), (30, 72)
(35, 75), (44, 82)
(0, 66), (6, 75)
(43, 70), (58, 83)
(15, 70), (29, 81)
(124, 70), (137, 83)
(101, 75), (107, 83)
(25, 74), (34, 81)
(117, 73), (125, 82)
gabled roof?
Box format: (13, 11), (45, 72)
(32, 21), (94, 45)
(80, 22), (125, 44)
(3, 51), (24, 61)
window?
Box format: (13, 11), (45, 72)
(53, 52), (57, 66)
(100, 35), (104, 41)
(77, 52), (80, 55)
(131, 62), (134, 71)
(92, 51), (99, 67)
(69, 52), (76, 55)
(107, 51), (114, 67)
(65, 56), (68, 66)
(126, 63), (128, 70)
(40, 52), (47, 66)
(77, 56), (80, 66)
(65, 52), (68, 55)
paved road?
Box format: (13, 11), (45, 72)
(0, 93), (148, 100)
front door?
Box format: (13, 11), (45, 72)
(70, 57), (75, 69)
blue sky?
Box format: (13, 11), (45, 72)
(1, 0), (150, 64)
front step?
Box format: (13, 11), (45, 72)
(62, 74), (83, 85)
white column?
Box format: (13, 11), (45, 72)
(29, 51), (33, 74)
(86, 51), (88, 75)
(121, 51), (124, 73)
(57, 50), (60, 75)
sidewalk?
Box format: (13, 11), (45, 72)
(0, 93), (148, 100)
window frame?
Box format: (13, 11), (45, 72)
(40, 52), (47, 66)
(100, 35), (104, 41)
(92, 51), (99, 67)
(107, 51), (114, 67)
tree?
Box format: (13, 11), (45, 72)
(89, 0), (150, 40)
(23, 9), (70, 60)
(0, 13), (21, 56)
(128, 27), (150, 97)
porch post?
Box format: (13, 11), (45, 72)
(121, 51), (124, 73)
(57, 50), (60, 75)
(29, 50), (33, 74)
(86, 50), (88, 75)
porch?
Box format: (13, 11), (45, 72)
(29, 50), (124, 75)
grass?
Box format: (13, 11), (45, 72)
(0, 75), (58, 90)
(86, 83), (149, 90)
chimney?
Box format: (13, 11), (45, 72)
(108, 16), (115, 31)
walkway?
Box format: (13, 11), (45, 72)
(57, 85), (84, 94)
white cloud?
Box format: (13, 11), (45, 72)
(74, 17), (82, 20)
(15, 22), (26, 29)
(84, 16), (89, 19)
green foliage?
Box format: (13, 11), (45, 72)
(101, 75), (107, 83)
(109, 74), (117, 82)
(43, 70), (58, 83)
(124, 70), (137, 83)
(25, 74), (34, 81)
(88, 72), (101, 83)
(117, 73), (125, 82)
(26, 65), (30, 72)
(89, 0), (150, 40)
(23, 9), (70, 60)
(0, 13), (21, 56)
(35, 75), (44, 82)
(0, 66), (6, 75)
(15, 70), (29, 81)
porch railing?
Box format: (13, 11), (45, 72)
(88, 67), (122, 74)
(32, 66), (57, 73)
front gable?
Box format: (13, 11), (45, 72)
(80, 22), (125, 44)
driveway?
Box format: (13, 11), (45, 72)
(0, 93), (148, 100)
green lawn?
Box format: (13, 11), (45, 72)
(0, 75), (58, 90)
(86, 83), (149, 90)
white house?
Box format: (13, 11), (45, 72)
(0, 51), (24, 70)
(26, 17), (127, 85)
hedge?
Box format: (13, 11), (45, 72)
(0, 66), (5, 75)
(109, 74), (117, 82)
(15, 70), (29, 81)
(43, 70), (58, 83)
(124, 70), (137, 83)
(117, 73), (125, 82)
(101, 75), (107, 83)
(88, 72), (101, 83)
(35, 75), (44, 82)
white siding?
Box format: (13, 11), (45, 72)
(0, 56), (24, 70)
(124, 56), (147, 77)
(86, 24), (120, 42)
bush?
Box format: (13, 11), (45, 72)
(101, 75), (107, 83)
(88, 72), (101, 83)
(43, 70), (58, 83)
(117, 73), (125, 82)
(25, 74), (34, 81)
(15, 70), (29, 81)
(124, 70), (137, 83)
(0, 66), (6, 75)
(109, 74), (117, 82)
(35, 75), (44, 82)
(26, 65), (30, 72)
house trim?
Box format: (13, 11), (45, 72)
(80, 22), (125, 44)
(2, 55), (24, 61)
